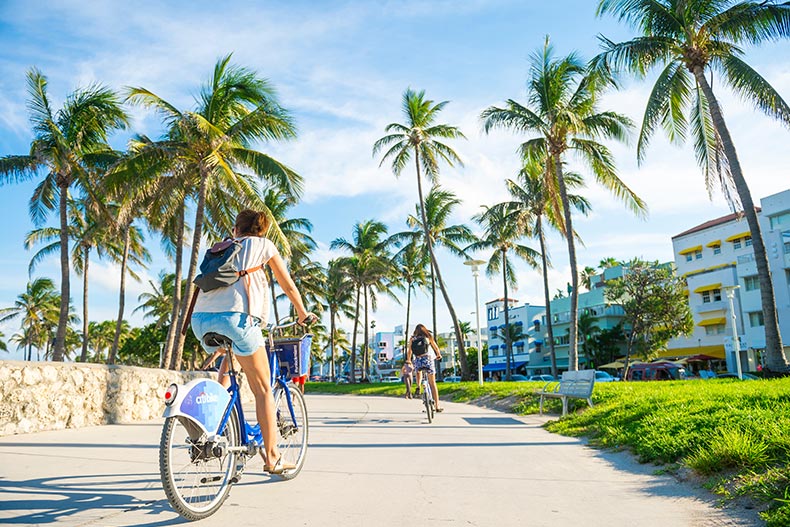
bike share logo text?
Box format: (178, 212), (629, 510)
(195, 391), (219, 405)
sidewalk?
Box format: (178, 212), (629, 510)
(0, 394), (762, 526)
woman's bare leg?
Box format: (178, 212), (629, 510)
(235, 348), (279, 465)
(428, 373), (441, 410)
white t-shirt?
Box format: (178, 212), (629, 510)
(193, 236), (279, 323)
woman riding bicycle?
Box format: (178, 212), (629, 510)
(190, 209), (313, 474)
(407, 324), (443, 413)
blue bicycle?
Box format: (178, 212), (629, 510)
(159, 320), (310, 520)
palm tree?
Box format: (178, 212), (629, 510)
(394, 185), (476, 378)
(598, 257), (619, 271)
(24, 199), (126, 362)
(0, 278), (62, 360)
(481, 38), (646, 371)
(0, 331), (7, 353)
(134, 271), (178, 329)
(580, 266), (597, 290)
(87, 320), (116, 362)
(331, 220), (396, 381)
(0, 69), (129, 361)
(373, 88), (472, 379)
(127, 54), (301, 369)
(501, 159), (591, 378)
(322, 260), (355, 381)
(392, 240), (430, 349)
(577, 311), (601, 368)
(468, 204), (540, 380)
(595, 0), (790, 371)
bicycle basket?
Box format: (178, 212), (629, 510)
(269, 334), (312, 377)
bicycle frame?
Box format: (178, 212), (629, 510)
(163, 323), (302, 454)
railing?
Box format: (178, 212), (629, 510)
(695, 301), (726, 314)
(737, 254), (756, 264)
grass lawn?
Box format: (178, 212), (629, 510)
(307, 377), (790, 526)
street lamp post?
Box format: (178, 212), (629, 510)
(723, 285), (743, 380)
(465, 259), (487, 386)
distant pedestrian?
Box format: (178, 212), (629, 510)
(401, 360), (414, 398)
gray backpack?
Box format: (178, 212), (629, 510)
(193, 239), (263, 292)
(181, 238), (265, 335)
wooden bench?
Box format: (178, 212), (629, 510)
(538, 370), (595, 416)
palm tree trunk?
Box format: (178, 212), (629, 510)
(537, 216), (558, 378)
(108, 223), (131, 364)
(162, 204), (185, 369)
(350, 286), (360, 383)
(330, 308), (336, 381)
(405, 283), (412, 352)
(363, 286), (370, 381)
(53, 178), (70, 362)
(555, 154), (579, 371)
(172, 167), (209, 370)
(413, 152), (470, 379)
(80, 245), (90, 362)
(694, 68), (787, 372)
(502, 249), (512, 380)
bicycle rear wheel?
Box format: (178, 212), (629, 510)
(160, 407), (239, 520)
(423, 388), (433, 423)
(273, 384), (308, 479)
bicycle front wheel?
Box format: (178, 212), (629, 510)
(159, 407), (239, 520)
(273, 384), (308, 479)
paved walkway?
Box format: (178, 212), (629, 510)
(0, 394), (761, 526)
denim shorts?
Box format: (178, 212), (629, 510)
(191, 311), (267, 356)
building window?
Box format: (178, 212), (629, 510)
(744, 275), (760, 291)
(701, 289), (722, 303)
(745, 236), (752, 247)
(749, 311), (765, 327)
(685, 253), (693, 262)
(711, 244), (721, 255)
(770, 212), (790, 229)
(733, 239), (742, 249)
(378, 342), (387, 348)
(694, 249), (702, 259)
(705, 324), (726, 336)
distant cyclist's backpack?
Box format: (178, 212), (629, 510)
(410, 336), (429, 356)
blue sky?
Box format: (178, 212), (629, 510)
(2, 0), (789, 360)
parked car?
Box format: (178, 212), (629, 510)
(528, 374), (555, 382)
(716, 372), (759, 380)
(594, 371), (618, 382)
(509, 374), (530, 382)
(626, 361), (687, 381)
(381, 376), (401, 383)
(442, 375), (462, 383)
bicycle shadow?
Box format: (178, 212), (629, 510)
(0, 472), (187, 526)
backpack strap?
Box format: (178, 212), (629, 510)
(181, 288), (200, 336)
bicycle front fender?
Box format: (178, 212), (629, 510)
(162, 378), (231, 437)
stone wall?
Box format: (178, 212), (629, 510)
(0, 360), (254, 436)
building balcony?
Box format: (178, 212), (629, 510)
(695, 301), (726, 314)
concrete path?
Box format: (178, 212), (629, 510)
(0, 394), (761, 527)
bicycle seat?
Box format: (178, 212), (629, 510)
(203, 332), (233, 348)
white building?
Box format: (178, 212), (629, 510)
(483, 298), (546, 378)
(439, 326), (489, 375)
(667, 188), (790, 370)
